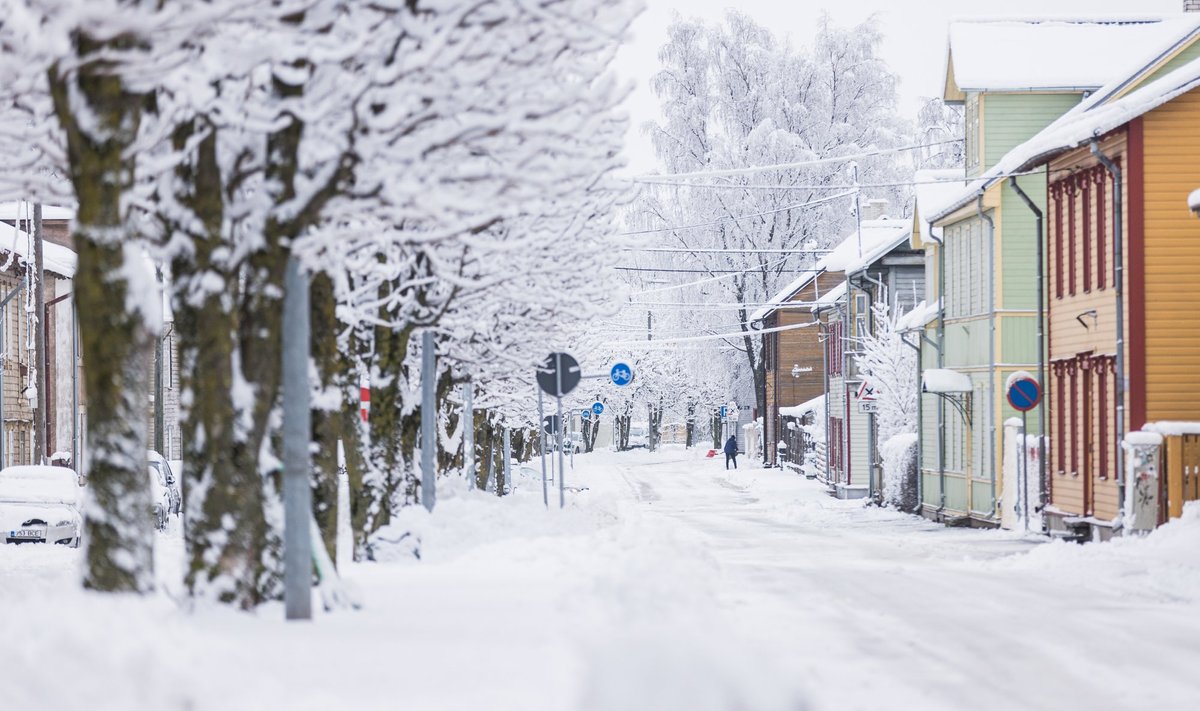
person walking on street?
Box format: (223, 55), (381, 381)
(724, 435), (738, 470)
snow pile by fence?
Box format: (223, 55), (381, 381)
(881, 433), (918, 511)
(997, 501), (1200, 603)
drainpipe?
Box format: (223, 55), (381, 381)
(1091, 139), (1126, 518)
(977, 195), (998, 520)
(901, 331), (924, 508)
(815, 309), (832, 485)
(930, 232), (947, 515)
(1008, 176), (1048, 518)
(861, 270), (889, 502)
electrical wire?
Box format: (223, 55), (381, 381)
(618, 190), (853, 236)
(630, 253), (796, 296)
(631, 139), (963, 182)
(610, 319), (818, 346)
(615, 266), (826, 274)
(620, 247), (832, 254)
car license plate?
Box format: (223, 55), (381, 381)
(10, 528), (44, 539)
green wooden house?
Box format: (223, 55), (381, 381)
(918, 17), (1200, 527)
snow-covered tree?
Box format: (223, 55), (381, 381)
(634, 11), (911, 422)
(854, 295), (918, 507)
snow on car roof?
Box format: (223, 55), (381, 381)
(0, 465), (81, 506)
(946, 18), (1186, 93)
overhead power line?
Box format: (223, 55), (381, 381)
(618, 190), (853, 236)
(615, 266), (826, 274)
(630, 253), (796, 296)
(620, 247), (833, 254)
(632, 139), (963, 182)
(611, 319), (819, 346)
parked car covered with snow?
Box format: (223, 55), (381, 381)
(149, 451), (181, 517)
(147, 457), (171, 531)
(0, 465), (83, 546)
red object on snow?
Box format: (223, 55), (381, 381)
(706, 449), (717, 458)
(360, 385), (370, 422)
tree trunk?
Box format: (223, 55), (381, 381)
(310, 273), (365, 566)
(163, 120), (272, 606)
(48, 38), (154, 594)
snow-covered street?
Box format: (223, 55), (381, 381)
(4, 449), (1199, 711)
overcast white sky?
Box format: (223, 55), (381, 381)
(614, 0), (1187, 173)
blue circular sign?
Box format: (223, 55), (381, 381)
(592, 402), (604, 416)
(1007, 377), (1042, 412)
(610, 363), (633, 387)
(581, 409), (592, 421)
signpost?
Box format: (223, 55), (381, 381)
(538, 353), (581, 508)
(1006, 371), (1043, 532)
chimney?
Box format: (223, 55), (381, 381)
(861, 198), (889, 221)
(1187, 0), (1200, 12)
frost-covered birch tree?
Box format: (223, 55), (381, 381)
(635, 12), (910, 422)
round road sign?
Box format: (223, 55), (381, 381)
(537, 353), (581, 397)
(610, 362), (634, 387)
(1006, 371), (1042, 412)
(591, 402), (604, 416)
(581, 409), (592, 421)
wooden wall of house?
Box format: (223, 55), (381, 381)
(1046, 131), (1128, 520)
(1143, 88), (1200, 424)
(764, 270), (842, 464)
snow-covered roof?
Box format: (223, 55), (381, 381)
(895, 299), (940, 332)
(1189, 187), (1200, 213)
(0, 220), (76, 279)
(812, 281), (847, 309)
(0, 202), (76, 221)
(913, 170), (965, 245)
(945, 18), (1187, 94)
(780, 394), (825, 419)
(751, 219), (912, 322)
(932, 53), (1200, 224)
(922, 368), (973, 394)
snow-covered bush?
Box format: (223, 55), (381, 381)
(881, 433), (918, 512)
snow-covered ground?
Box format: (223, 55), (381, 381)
(3, 448), (1199, 710)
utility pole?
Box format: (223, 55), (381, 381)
(154, 267), (164, 455)
(281, 255), (312, 621)
(647, 310), (654, 452)
(462, 382), (475, 487)
(33, 203), (46, 464)
(420, 331), (436, 512)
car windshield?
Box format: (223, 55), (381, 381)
(149, 462), (166, 486)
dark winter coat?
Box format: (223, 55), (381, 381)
(723, 436), (738, 456)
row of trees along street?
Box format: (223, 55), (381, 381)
(0, 4), (966, 609)
(0, 0), (640, 607)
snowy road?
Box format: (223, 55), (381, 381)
(611, 453), (1200, 711)
(3, 448), (1199, 711)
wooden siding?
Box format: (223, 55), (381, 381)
(1141, 88), (1200, 423)
(763, 271), (842, 464)
(999, 178), (1046, 310)
(983, 93), (1082, 170)
(1045, 131), (1129, 519)
(1137, 39), (1200, 90)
